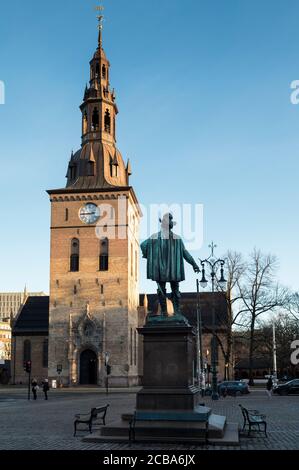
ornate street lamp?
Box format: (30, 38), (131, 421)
(199, 242), (227, 401)
(196, 279), (205, 395)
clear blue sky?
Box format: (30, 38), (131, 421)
(0, 0), (298, 295)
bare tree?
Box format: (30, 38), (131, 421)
(214, 251), (248, 379)
(257, 314), (299, 377)
(286, 292), (299, 321)
(238, 249), (287, 385)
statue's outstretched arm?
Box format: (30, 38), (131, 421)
(183, 247), (200, 273)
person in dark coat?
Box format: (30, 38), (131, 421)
(266, 377), (273, 398)
(31, 379), (39, 400)
(42, 379), (49, 400)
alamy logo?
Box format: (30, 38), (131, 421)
(290, 340), (299, 365)
(0, 81), (5, 105)
(290, 80), (299, 104)
(94, 199), (204, 251)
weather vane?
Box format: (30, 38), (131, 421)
(95, 4), (105, 31)
(94, 4), (105, 48)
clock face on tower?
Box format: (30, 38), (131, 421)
(79, 203), (100, 225)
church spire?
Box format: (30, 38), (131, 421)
(64, 7), (129, 190)
(78, 5), (118, 148)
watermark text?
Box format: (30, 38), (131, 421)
(0, 81), (5, 105)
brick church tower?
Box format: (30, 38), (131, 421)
(47, 16), (141, 386)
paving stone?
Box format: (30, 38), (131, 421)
(0, 388), (298, 450)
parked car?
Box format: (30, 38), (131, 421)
(273, 379), (299, 395)
(278, 375), (294, 383)
(218, 381), (250, 396)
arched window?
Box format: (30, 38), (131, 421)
(95, 63), (100, 78)
(84, 322), (94, 337)
(83, 111), (88, 134)
(70, 238), (80, 272)
(42, 339), (48, 368)
(130, 328), (133, 366)
(134, 330), (137, 365)
(103, 86), (108, 98)
(131, 243), (134, 278)
(69, 163), (77, 181)
(87, 161), (95, 176)
(110, 156), (118, 178)
(102, 64), (106, 79)
(23, 340), (31, 363)
(99, 238), (109, 271)
(65, 208), (69, 222)
(104, 109), (111, 133)
(92, 108), (99, 131)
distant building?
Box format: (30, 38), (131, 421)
(0, 321), (11, 361)
(11, 296), (49, 384)
(0, 287), (46, 321)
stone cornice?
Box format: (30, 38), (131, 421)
(48, 193), (127, 203)
(47, 186), (142, 216)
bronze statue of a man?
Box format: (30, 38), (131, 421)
(141, 213), (200, 318)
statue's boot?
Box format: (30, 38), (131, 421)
(157, 285), (168, 317)
(170, 283), (182, 315)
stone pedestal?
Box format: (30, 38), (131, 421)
(136, 322), (201, 411)
(82, 316), (239, 446)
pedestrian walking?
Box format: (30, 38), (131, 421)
(266, 376), (273, 398)
(31, 379), (39, 400)
(42, 379), (49, 400)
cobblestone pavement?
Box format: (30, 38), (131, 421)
(0, 388), (298, 450)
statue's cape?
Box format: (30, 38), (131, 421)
(141, 232), (191, 282)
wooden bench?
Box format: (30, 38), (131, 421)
(129, 411), (209, 445)
(239, 404), (267, 437)
(74, 404), (109, 436)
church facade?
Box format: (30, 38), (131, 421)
(47, 23), (141, 387)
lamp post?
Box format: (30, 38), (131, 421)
(196, 279), (205, 396)
(206, 349), (210, 387)
(199, 242), (227, 401)
(57, 364), (62, 388)
(272, 322), (278, 387)
(105, 352), (110, 395)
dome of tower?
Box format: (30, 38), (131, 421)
(65, 142), (129, 190)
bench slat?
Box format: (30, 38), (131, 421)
(134, 412), (208, 422)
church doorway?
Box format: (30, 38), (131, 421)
(79, 349), (98, 385)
